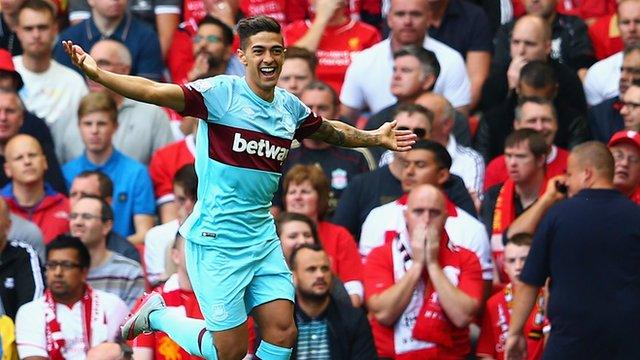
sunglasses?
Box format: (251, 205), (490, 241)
(397, 126), (427, 138)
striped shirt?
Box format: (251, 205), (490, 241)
(296, 318), (330, 360)
(88, 251), (144, 308)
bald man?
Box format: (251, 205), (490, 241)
(479, 15), (587, 117)
(59, 40), (174, 165)
(506, 142), (640, 360)
(0, 134), (70, 243)
(364, 184), (484, 359)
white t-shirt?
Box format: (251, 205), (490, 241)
(15, 289), (128, 360)
(144, 219), (180, 285)
(447, 135), (485, 193)
(340, 37), (471, 113)
(584, 51), (622, 106)
(360, 196), (493, 281)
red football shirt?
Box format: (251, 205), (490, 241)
(484, 147), (569, 191)
(240, 0), (286, 23)
(589, 14), (623, 60)
(284, 19), (381, 93)
(148, 136), (196, 204)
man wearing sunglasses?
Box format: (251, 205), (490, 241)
(15, 235), (129, 359)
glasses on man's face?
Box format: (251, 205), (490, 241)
(397, 126), (427, 139)
(612, 150), (640, 165)
(193, 35), (222, 44)
(45, 261), (82, 271)
(69, 212), (103, 221)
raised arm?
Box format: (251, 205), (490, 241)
(309, 118), (416, 151)
(62, 41), (185, 111)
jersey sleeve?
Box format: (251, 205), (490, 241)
(519, 210), (555, 287)
(179, 76), (232, 120)
(456, 248), (485, 302)
(363, 245), (394, 301)
(15, 302), (47, 358)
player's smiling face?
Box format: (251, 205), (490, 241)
(237, 31), (285, 101)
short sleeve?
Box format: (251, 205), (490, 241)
(180, 76), (232, 120)
(456, 249), (485, 302)
(519, 210), (555, 287)
(468, 8), (493, 52)
(15, 302), (47, 358)
(132, 167), (157, 216)
(339, 55), (367, 110)
(363, 246), (394, 301)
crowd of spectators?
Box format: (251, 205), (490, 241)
(0, 0), (637, 358)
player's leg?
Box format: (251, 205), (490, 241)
(252, 299), (297, 357)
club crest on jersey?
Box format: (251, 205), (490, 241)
(331, 168), (348, 190)
(232, 133), (289, 161)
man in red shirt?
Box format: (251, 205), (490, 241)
(476, 233), (547, 360)
(0, 134), (69, 243)
(484, 97), (568, 190)
(283, 0), (380, 93)
(364, 183), (484, 359)
(609, 130), (640, 203)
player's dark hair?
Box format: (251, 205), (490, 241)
(198, 15), (234, 46)
(173, 164), (198, 202)
(394, 103), (434, 127)
(411, 139), (452, 170)
(393, 45), (441, 84)
(276, 212), (321, 246)
(505, 128), (549, 159)
(303, 80), (338, 106)
(76, 170), (114, 198)
(282, 164), (330, 220)
(285, 47), (317, 74)
(289, 243), (324, 270)
(506, 232), (533, 247)
(19, 0), (56, 20)
(519, 60), (557, 90)
(237, 16), (281, 50)
(46, 235), (91, 269)
(78, 194), (114, 222)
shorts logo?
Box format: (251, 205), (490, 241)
(232, 133), (289, 161)
(211, 303), (228, 321)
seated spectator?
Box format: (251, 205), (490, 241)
(0, 88), (66, 193)
(0, 197), (43, 320)
(284, 0), (380, 94)
(360, 139), (493, 287)
(69, 170), (140, 262)
(60, 40), (174, 165)
(588, 12), (623, 60)
(134, 233), (257, 359)
(583, 0), (640, 106)
(1, 134), (69, 243)
(476, 233), (547, 360)
(588, 47), (640, 142)
(621, 84), (640, 133)
(282, 164), (364, 307)
(425, 0), (493, 110)
(475, 60), (589, 162)
(148, 126), (195, 224)
(14, 0), (89, 152)
(144, 164), (196, 286)
(339, 0), (471, 121)
(63, 93), (155, 244)
(277, 47), (316, 98)
(53, 0), (163, 81)
(480, 129), (549, 283)
(609, 130), (640, 203)
(493, 0), (596, 75)
(364, 184), (484, 359)
(70, 195), (144, 307)
(479, 15), (587, 121)
(485, 97), (569, 190)
(168, 15), (244, 85)
(290, 243), (377, 359)
(273, 81), (375, 213)
(0, 0), (24, 56)
(15, 235), (129, 359)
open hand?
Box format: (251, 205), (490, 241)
(378, 120), (417, 152)
(62, 40), (99, 80)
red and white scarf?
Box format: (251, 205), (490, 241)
(44, 285), (102, 360)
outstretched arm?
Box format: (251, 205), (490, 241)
(309, 118), (416, 151)
(62, 41), (185, 112)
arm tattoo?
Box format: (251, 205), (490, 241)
(315, 120), (347, 145)
(311, 119), (376, 147)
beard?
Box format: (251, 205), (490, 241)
(297, 282), (330, 303)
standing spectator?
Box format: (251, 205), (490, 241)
(13, 0), (88, 151)
(584, 0), (640, 106)
(0, 197), (43, 320)
(493, 0), (596, 75)
(505, 141), (640, 359)
(340, 0), (471, 121)
(15, 235), (129, 359)
(484, 97), (569, 190)
(290, 244), (378, 360)
(284, 0), (381, 94)
(1, 134), (69, 243)
(53, 0), (163, 81)
(476, 233), (547, 360)
(60, 39), (174, 165)
(364, 184), (484, 359)
(277, 47), (316, 98)
(424, 0), (493, 110)
(609, 130), (640, 203)
(480, 129), (549, 283)
(70, 195), (144, 307)
(63, 93), (155, 244)
(0, 0), (24, 56)
(69, 170), (140, 263)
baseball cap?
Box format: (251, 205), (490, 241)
(0, 49), (23, 90)
(608, 130), (640, 149)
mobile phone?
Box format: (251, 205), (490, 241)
(555, 181), (568, 194)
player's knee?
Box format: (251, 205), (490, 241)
(264, 320), (297, 347)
